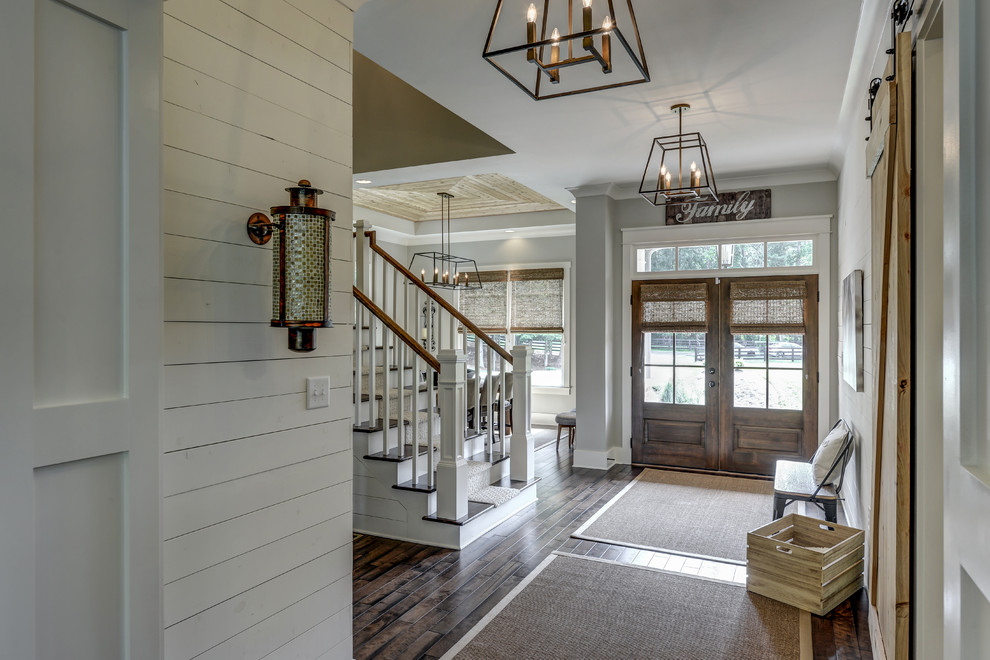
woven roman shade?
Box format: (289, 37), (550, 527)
(640, 282), (708, 332)
(510, 268), (564, 333)
(459, 270), (509, 333)
(730, 280), (807, 334)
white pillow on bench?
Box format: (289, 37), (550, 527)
(812, 420), (850, 486)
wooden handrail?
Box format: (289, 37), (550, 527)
(364, 231), (514, 364)
(353, 285), (441, 372)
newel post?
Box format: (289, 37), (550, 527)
(510, 345), (534, 482)
(436, 349), (468, 521)
(354, 219), (371, 293)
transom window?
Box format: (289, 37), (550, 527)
(636, 239), (813, 272)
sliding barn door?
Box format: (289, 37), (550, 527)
(0, 1), (162, 658)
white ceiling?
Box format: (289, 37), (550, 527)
(353, 0), (865, 212)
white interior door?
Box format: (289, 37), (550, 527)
(0, 0), (162, 658)
(944, 0), (990, 657)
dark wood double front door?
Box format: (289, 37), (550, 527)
(631, 275), (818, 475)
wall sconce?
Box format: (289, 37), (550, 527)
(247, 179), (335, 352)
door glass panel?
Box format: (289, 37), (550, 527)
(677, 245), (719, 271)
(646, 332), (674, 365)
(645, 366), (674, 402)
(674, 367), (706, 404)
(768, 369), (802, 410)
(734, 369), (768, 408)
(767, 334), (804, 368)
(733, 333), (804, 410)
(732, 334), (767, 367)
(721, 242), (765, 269)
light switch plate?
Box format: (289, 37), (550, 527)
(306, 376), (330, 409)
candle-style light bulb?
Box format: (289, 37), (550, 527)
(433, 267), (438, 283)
(582, 0), (593, 49)
(691, 161), (700, 190)
(526, 4), (537, 62)
(549, 27), (560, 83)
(660, 164), (668, 190)
(421, 268), (425, 282)
(601, 15), (612, 72)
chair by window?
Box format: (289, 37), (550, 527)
(772, 419), (854, 523)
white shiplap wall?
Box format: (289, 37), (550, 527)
(162, 2), (355, 658)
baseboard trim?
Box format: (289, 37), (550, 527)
(608, 446), (632, 464)
(572, 449), (608, 470)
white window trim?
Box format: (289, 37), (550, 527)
(617, 214), (832, 465)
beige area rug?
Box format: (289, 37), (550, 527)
(441, 553), (806, 660)
(572, 469), (774, 563)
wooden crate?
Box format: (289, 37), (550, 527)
(746, 513), (865, 616)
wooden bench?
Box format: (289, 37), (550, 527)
(773, 420), (854, 523)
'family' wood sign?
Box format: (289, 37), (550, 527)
(665, 188), (772, 225)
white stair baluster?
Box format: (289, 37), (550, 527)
(382, 327), (390, 454)
(354, 300), (362, 425)
(486, 343), (493, 455)
(498, 359), (506, 459)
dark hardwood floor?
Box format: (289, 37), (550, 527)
(352, 434), (873, 659)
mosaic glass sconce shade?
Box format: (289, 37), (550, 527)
(247, 180), (334, 352)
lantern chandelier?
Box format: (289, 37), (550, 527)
(482, 0), (649, 101)
(408, 193), (482, 290)
(639, 103), (720, 207)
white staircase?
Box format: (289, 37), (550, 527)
(351, 227), (538, 550)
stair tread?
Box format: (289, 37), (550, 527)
(468, 485), (520, 506)
(466, 450), (510, 466)
(392, 476), (436, 494)
(422, 501), (494, 526)
(363, 443), (437, 462)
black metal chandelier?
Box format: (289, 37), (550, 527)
(639, 103), (719, 207)
(482, 0), (649, 101)
(408, 193), (481, 290)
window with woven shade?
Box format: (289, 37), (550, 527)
(639, 282), (708, 333)
(729, 280), (807, 334)
(509, 268), (564, 333)
(458, 270), (509, 333)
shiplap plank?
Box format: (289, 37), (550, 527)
(164, 277), (352, 324)
(165, 1), (351, 104)
(164, 396), (351, 454)
(285, 0), (354, 43)
(221, 0), (351, 71)
(164, 146), (350, 217)
(164, 483), (349, 583)
(164, 234), (268, 285)
(263, 607), (351, 660)
(163, 355), (351, 408)
(164, 59), (351, 159)
(164, 420), (350, 496)
(164, 517), (351, 626)
(164, 102), (351, 190)
(164, 234), (353, 290)
(198, 576), (351, 660)
(164, 321), (351, 367)
(163, 546), (351, 660)
(314, 636), (352, 660)
(164, 190), (353, 260)
(163, 16), (351, 130)
(164, 453), (350, 539)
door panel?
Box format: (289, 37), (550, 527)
(0, 1), (162, 658)
(632, 279), (718, 469)
(632, 275), (818, 475)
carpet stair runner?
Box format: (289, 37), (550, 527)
(465, 460), (519, 507)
